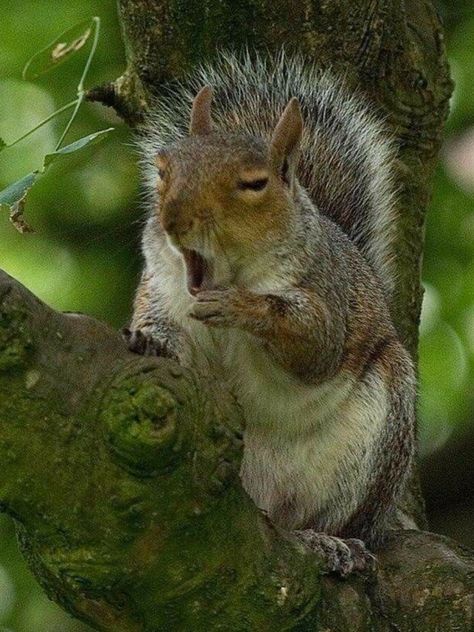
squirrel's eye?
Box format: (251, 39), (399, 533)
(157, 168), (166, 180)
(237, 178), (269, 192)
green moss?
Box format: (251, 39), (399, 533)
(101, 377), (179, 476)
(0, 307), (33, 371)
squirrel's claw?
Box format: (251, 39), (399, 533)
(344, 538), (378, 573)
(122, 328), (174, 358)
(189, 288), (238, 327)
(294, 530), (377, 578)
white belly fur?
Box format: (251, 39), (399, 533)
(225, 331), (390, 531)
(172, 312), (389, 532)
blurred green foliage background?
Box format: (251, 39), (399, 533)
(0, 1), (472, 630)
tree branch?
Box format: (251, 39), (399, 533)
(1, 271), (473, 630)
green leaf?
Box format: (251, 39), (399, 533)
(43, 128), (114, 167)
(22, 19), (93, 81)
(0, 173), (38, 233)
(0, 128), (114, 233)
(0, 172), (38, 208)
(0, 137), (6, 152)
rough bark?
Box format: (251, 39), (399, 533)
(1, 0), (468, 630)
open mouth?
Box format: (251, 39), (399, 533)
(181, 249), (213, 295)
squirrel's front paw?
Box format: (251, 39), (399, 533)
(122, 328), (174, 358)
(189, 288), (242, 328)
(294, 530), (377, 578)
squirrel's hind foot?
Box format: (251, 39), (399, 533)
(122, 328), (176, 359)
(294, 530), (377, 578)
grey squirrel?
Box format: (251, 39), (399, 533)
(125, 52), (416, 576)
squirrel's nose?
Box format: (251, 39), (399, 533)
(162, 215), (194, 237)
(161, 201), (193, 237)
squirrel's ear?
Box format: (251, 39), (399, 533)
(190, 86), (214, 136)
(270, 98), (303, 183)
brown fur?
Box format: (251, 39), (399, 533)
(127, 83), (416, 574)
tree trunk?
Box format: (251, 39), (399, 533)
(2, 1), (471, 631)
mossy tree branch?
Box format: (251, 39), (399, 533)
(1, 272), (473, 630)
(1, 0), (469, 630)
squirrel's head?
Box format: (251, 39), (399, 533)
(155, 86), (303, 294)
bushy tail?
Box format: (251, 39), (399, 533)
(143, 51), (398, 298)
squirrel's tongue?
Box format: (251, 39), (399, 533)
(182, 249), (213, 295)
